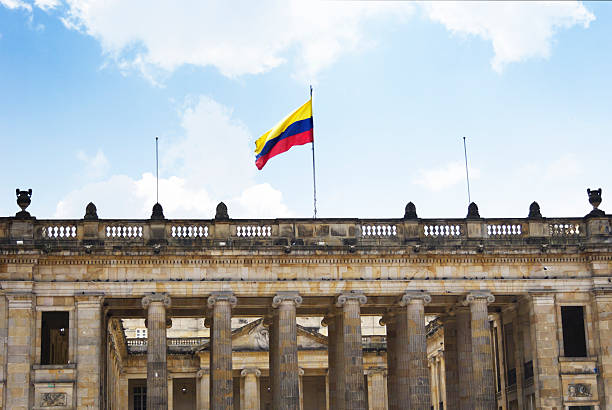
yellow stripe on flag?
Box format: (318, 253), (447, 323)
(254, 99), (312, 155)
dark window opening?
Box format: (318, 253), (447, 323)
(561, 306), (588, 357)
(41, 311), (69, 365)
(569, 407), (593, 410)
(492, 322), (501, 393)
(524, 361), (533, 380)
(503, 323), (516, 387)
(506, 368), (517, 386)
(134, 386), (147, 410)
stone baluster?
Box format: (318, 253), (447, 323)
(240, 368), (261, 410)
(208, 292), (237, 410)
(270, 292), (302, 410)
(142, 293), (171, 410)
(336, 291), (368, 410)
(455, 306), (474, 409)
(366, 367), (387, 410)
(464, 291), (496, 410)
(442, 314), (459, 409)
(196, 369), (210, 410)
(395, 292), (432, 410)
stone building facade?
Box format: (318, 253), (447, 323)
(0, 189), (610, 409)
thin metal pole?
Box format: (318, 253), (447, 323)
(310, 85), (317, 219)
(156, 136), (159, 204)
(463, 137), (471, 205)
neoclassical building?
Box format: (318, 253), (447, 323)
(0, 188), (610, 410)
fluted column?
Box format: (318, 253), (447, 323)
(380, 312), (398, 410)
(142, 293), (171, 410)
(196, 369), (210, 410)
(442, 314), (459, 409)
(298, 367), (305, 410)
(464, 291), (496, 410)
(336, 291), (367, 410)
(240, 368), (261, 410)
(270, 292), (302, 410)
(366, 367), (387, 410)
(456, 306), (473, 410)
(322, 313), (340, 409)
(208, 292), (237, 410)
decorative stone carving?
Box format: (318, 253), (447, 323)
(404, 201), (417, 219)
(141, 293), (171, 309)
(15, 188), (32, 218)
(151, 202), (165, 220)
(215, 202), (229, 220)
(568, 383), (591, 398)
(398, 290), (432, 306)
(467, 202), (481, 219)
(241, 367), (262, 377)
(197, 368), (210, 378)
(84, 202), (98, 220)
(528, 201), (543, 219)
(336, 291), (367, 307)
(207, 292), (237, 308)
(587, 188), (605, 217)
(272, 292), (303, 308)
(463, 291), (495, 305)
(40, 392), (67, 407)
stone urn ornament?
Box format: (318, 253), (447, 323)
(15, 188), (32, 218)
(587, 188), (605, 217)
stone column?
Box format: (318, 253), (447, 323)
(336, 291), (367, 410)
(298, 367), (305, 410)
(168, 376), (174, 410)
(325, 370), (330, 410)
(595, 292), (612, 408)
(366, 368), (387, 410)
(464, 291), (496, 410)
(442, 314), (459, 409)
(381, 312), (397, 410)
(76, 293), (104, 409)
(322, 313), (339, 410)
(270, 292), (302, 410)
(5, 293), (34, 410)
(529, 293), (562, 409)
(240, 368), (261, 410)
(196, 369), (210, 410)
(387, 292), (431, 410)
(142, 293), (171, 410)
(455, 306), (473, 410)
(208, 292), (237, 410)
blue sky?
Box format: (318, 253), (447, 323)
(0, 1), (610, 220)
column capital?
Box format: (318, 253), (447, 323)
(366, 367), (387, 376)
(197, 369), (210, 378)
(379, 310), (396, 326)
(336, 291), (367, 307)
(241, 367), (261, 378)
(321, 313), (334, 327)
(298, 368), (305, 376)
(398, 291), (431, 306)
(463, 291), (495, 306)
(272, 291), (302, 308)
(142, 293), (171, 309)
(207, 292), (237, 309)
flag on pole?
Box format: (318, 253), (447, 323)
(254, 99), (313, 170)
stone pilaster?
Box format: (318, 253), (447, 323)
(442, 314), (459, 409)
(168, 376), (174, 410)
(595, 292), (612, 408)
(76, 294), (104, 409)
(208, 292), (237, 410)
(464, 291), (496, 410)
(196, 369), (210, 410)
(455, 306), (473, 410)
(5, 293), (34, 410)
(142, 293), (171, 410)
(270, 292), (302, 410)
(240, 368), (261, 410)
(366, 367), (387, 410)
(529, 293), (562, 409)
(336, 291), (367, 410)
(298, 367), (305, 410)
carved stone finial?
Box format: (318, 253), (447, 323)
(528, 201), (542, 219)
(272, 292), (303, 308)
(586, 188), (605, 217)
(404, 202), (417, 219)
(215, 202), (229, 220)
(466, 202), (480, 219)
(84, 202), (98, 220)
(15, 188), (32, 219)
(151, 203), (165, 220)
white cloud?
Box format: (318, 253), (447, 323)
(0, 0), (31, 11)
(34, 0), (59, 11)
(55, 96), (293, 219)
(76, 149), (110, 179)
(57, 0), (413, 81)
(413, 161), (480, 192)
(423, 2), (594, 72)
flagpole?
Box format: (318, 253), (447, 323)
(156, 136), (159, 204)
(310, 85), (317, 219)
(463, 137), (471, 205)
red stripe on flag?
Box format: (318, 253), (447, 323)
(255, 130), (313, 170)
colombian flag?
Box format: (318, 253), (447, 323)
(254, 99), (313, 170)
